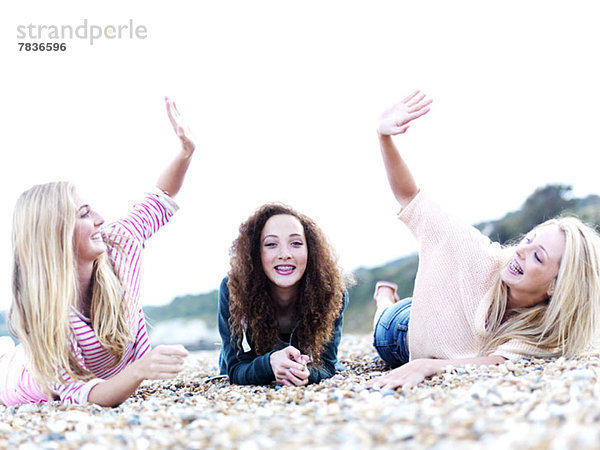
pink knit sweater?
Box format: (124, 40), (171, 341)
(399, 191), (532, 361)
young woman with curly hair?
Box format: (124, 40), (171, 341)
(218, 203), (348, 386)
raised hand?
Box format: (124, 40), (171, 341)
(165, 97), (195, 155)
(269, 346), (311, 387)
(377, 91), (432, 136)
(157, 98), (197, 197)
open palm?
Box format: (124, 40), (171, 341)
(377, 90), (432, 136)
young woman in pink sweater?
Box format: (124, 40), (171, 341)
(368, 91), (600, 390)
(0, 97), (194, 407)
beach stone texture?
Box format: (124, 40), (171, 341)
(2, 335), (600, 449)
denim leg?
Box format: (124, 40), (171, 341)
(372, 297), (411, 368)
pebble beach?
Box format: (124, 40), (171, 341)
(2, 334), (600, 449)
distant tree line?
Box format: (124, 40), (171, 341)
(475, 184), (600, 244)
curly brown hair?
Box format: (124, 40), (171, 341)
(227, 203), (345, 365)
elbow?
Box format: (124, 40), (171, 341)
(490, 355), (508, 365)
(87, 385), (129, 408)
(309, 364), (336, 384)
(396, 188), (419, 209)
(227, 366), (249, 386)
(87, 395), (127, 408)
(227, 369), (241, 385)
(98, 399), (125, 408)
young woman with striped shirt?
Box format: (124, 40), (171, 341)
(0, 97), (194, 407)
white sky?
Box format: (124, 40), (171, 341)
(1, 1), (599, 311)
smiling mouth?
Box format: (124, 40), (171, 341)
(274, 265), (295, 275)
(90, 232), (103, 241)
(507, 259), (524, 276)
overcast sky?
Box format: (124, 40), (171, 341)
(1, 1), (599, 311)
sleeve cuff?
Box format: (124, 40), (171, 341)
(259, 352), (276, 381)
(80, 378), (106, 404)
(151, 188), (180, 215)
(396, 189), (424, 221)
(492, 339), (540, 361)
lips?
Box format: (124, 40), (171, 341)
(90, 231), (103, 242)
(274, 265), (295, 275)
(507, 258), (524, 276)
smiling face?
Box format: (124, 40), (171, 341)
(500, 224), (566, 309)
(72, 191), (106, 266)
(260, 214), (308, 297)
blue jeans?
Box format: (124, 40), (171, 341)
(373, 297), (411, 368)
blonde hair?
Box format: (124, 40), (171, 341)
(8, 182), (133, 395)
(481, 217), (600, 358)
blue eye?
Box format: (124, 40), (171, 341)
(265, 242), (276, 248)
(291, 241), (303, 247)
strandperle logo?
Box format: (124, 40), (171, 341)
(17, 19), (148, 45)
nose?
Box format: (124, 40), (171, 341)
(515, 241), (533, 259)
(93, 210), (105, 227)
(277, 246), (292, 260)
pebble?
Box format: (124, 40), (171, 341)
(2, 335), (600, 448)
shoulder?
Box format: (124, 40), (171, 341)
(220, 276), (229, 294)
(341, 290), (349, 309)
(219, 276), (231, 305)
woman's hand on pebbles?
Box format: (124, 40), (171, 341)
(134, 344), (189, 380)
(270, 346), (311, 387)
(377, 90), (432, 136)
(87, 344), (188, 407)
(366, 358), (439, 390)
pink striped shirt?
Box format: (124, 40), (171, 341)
(0, 190), (178, 405)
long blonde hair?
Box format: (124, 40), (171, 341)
(480, 217), (600, 358)
(8, 182), (133, 395)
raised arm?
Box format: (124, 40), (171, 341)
(377, 91), (432, 208)
(156, 97), (196, 198)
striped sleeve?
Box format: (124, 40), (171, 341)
(132, 306), (151, 361)
(106, 190), (179, 247)
(51, 378), (105, 406)
(50, 336), (106, 405)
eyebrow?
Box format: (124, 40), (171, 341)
(263, 233), (304, 241)
(530, 234), (550, 259)
(77, 204), (89, 212)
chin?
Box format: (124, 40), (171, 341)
(271, 276), (300, 288)
(275, 280), (299, 289)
